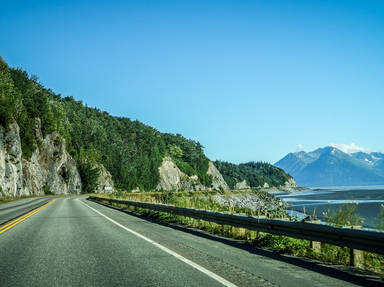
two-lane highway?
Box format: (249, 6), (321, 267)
(0, 197), (382, 286)
(0, 197), (52, 225)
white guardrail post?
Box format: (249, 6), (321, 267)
(349, 225), (364, 268)
(308, 220), (321, 253)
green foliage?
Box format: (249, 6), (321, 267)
(0, 57), (18, 128)
(1, 65), (64, 158)
(169, 144), (183, 158)
(79, 161), (100, 194)
(323, 203), (364, 227)
(214, 160), (292, 189)
(43, 185), (53, 195)
(253, 234), (310, 254)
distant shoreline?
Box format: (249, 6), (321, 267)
(275, 186), (384, 229)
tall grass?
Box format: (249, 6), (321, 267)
(107, 190), (288, 219)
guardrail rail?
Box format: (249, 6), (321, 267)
(89, 196), (384, 256)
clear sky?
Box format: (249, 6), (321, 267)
(1, 0), (383, 163)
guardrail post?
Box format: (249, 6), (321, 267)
(310, 240), (321, 253)
(349, 225), (364, 268)
(308, 220), (321, 253)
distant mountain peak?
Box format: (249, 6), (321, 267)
(275, 146), (384, 187)
(330, 143), (368, 154)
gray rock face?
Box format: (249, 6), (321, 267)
(156, 157), (187, 191)
(235, 180), (251, 190)
(282, 178), (297, 189)
(22, 153), (44, 196)
(207, 161), (229, 191)
(95, 163), (114, 193)
(0, 121), (82, 198)
(36, 132), (82, 195)
(156, 157), (229, 191)
(0, 123), (24, 197)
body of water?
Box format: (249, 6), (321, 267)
(274, 186), (384, 228)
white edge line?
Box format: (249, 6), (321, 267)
(77, 199), (237, 287)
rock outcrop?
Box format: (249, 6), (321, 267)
(0, 121), (82, 197)
(94, 163), (114, 193)
(235, 180), (251, 190)
(280, 178), (297, 190)
(156, 157), (229, 191)
(156, 157), (185, 191)
(32, 132), (81, 195)
(0, 123), (24, 197)
(0, 120), (114, 198)
(207, 161), (229, 190)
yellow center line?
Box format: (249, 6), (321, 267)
(0, 199), (56, 235)
(0, 208), (40, 231)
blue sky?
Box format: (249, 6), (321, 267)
(1, 0), (383, 163)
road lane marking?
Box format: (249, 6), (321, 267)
(79, 199), (238, 287)
(0, 199), (56, 235)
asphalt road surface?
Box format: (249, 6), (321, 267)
(0, 197), (51, 225)
(0, 197), (383, 287)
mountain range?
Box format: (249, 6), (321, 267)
(275, 147), (384, 187)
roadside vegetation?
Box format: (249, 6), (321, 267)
(113, 189), (289, 218)
(94, 192), (384, 273)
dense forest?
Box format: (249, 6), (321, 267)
(0, 57), (211, 192)
(214, 161), (293, 189)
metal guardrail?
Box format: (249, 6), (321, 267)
(89, 196), (384, 255)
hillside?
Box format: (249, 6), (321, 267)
(0, 57), (292, 196)
(214, 161), (296, 190)
(0, 57), (217, 195)
(275, 147), (384, 187)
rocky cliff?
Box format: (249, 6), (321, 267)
(95, 163), (114, 193)
(0, 120), (113, 198)
(156, 157), (229, 191)
(207, 161), (229, 190)
(0, 122), (24, 197)
(282, 178), (297, 190)
(235, 180), (251, 190)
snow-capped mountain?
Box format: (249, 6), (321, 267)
(275, 147), (384, 187)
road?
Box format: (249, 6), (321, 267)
(0, 197), (382, 287)
(0, 197), (51, 225)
